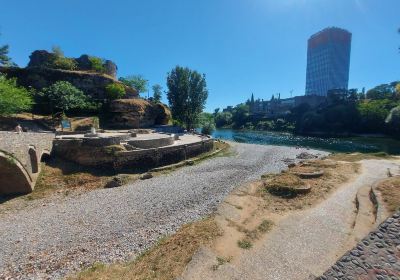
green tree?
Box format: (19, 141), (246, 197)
(152, 84), (162, 103)
(231, 104), (250, 128)
(105, 83), (126, 100)
(0, 34), (15, 66)
(386, 105), (400, 136)
(198, 112), (215, 135)
(0, 75), (33, 116)
(215, 111), (233, 127)
(40, 81), (87, 113)
(166, 66), (208, 129)
(119, 75), (148, 94)
(366, 82), (398, 100)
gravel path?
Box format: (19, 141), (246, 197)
(0, 143), (323, 279)
(193, 159), (399, 280)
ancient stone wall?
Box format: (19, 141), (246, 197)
(0, 131), (54, 194)
(52, 138), (214, 171)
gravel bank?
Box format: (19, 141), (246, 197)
(0, 142), (325, 279)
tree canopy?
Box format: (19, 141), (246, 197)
(39, 81), (88, 113)
(152, 84), (162, 103)
(0, 75), (33, 116)
(166, 66), (208, 129)
(0, 35), (15, 66)
(119, 75), (148, 94)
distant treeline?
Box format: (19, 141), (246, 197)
(200, 81), (400, 138)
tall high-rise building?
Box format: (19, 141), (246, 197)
(305, 27), (352, 96)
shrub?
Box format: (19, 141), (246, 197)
(52, 56), (77, 70)
(40, 81), (88, 113)
(201, 122), (215, 135)
(89, 56), (105, 73)
(0, 75), (33, 116)
(105, 83), (126, 100)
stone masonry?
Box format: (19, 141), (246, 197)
(318, 211), (400, 279)
(0, 131), (54, 194)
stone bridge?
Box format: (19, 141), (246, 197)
(0, 131), (54, 195)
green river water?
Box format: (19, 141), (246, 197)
(212, 129), (400, 155)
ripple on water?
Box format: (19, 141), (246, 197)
(212, 129), (400, 154)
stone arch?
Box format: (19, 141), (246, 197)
(0, 151), (32, 195)
(28, 146), (39, 173)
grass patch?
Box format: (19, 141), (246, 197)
(211, 256), (232, 271)
(237, 239), (252, 249)
(69, 217), (221, 280)
(264, 173), (305, 198)
(258, 219), (274, 233)
(376, 176), (400, 214)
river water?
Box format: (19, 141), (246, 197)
(212, 129), (400, 155)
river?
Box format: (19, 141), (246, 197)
(212, 129), (400, 155)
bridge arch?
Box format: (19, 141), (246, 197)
(0, 151), (33, 195)
(29, 146), (39, 173)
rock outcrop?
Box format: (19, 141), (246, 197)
(0, 66), (137, 100)
(109, 99), (171, 128)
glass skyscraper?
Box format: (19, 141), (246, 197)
(305, 27), (352, 96)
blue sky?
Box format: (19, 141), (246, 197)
(1, 0), (399, 112)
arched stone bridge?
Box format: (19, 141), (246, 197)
(0, 131), (54, 195)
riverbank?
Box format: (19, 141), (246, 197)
(212, 129), (400, 154)
(0, 142), (326, 279)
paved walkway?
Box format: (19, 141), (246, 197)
(183, 159), (400, 280)
(0, 143), (323, 279)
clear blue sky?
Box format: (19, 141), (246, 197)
(1, 0), (399, 112)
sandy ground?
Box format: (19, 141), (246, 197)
(181, 159), (400, 280)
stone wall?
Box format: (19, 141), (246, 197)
(318, 211), (400, 279)
(0, 66), (137, 100)
(0, 131), (55, 194)
(52, 138), (214, 172)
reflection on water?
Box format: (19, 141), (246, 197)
(212, 129), (400, 154)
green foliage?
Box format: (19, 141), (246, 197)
(357, 99), (398, 132)
(119, 75), (148, 93)
(0, 75), (33, 116)
(231, 104), (250, 128)
(152, 84), (162, 103)
(88, 56), (105, 72)
(50, 46), (77, 70)
(40, 81), (88, 113)
(105, 83), (126, 100)
(0, 35), (16, 66)
(366, 82), (398, 100)
(198, 112), (215, 135)
(167, 66), (208, 129)
(386, 105), (400, 136)
(215, 111), (233, 127)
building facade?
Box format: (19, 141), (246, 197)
(305, 27), (352, 96)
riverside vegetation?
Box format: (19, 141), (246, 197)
(202, 81), (400, 139)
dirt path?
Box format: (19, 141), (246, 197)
(181, 159), (400, 280)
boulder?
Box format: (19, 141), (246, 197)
(109, 99), (171, 128)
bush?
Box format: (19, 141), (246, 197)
(105, 83), (126, 100)
(0, 75), (33, 116)
(201, 122), (215, 135)
(52, 56), (77, 70)
(40, 81), (88, 113)
(89, 56), (105, 73)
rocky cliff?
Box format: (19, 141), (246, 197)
(0, 66), (137, 100)
(109, 99), (171, 128)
